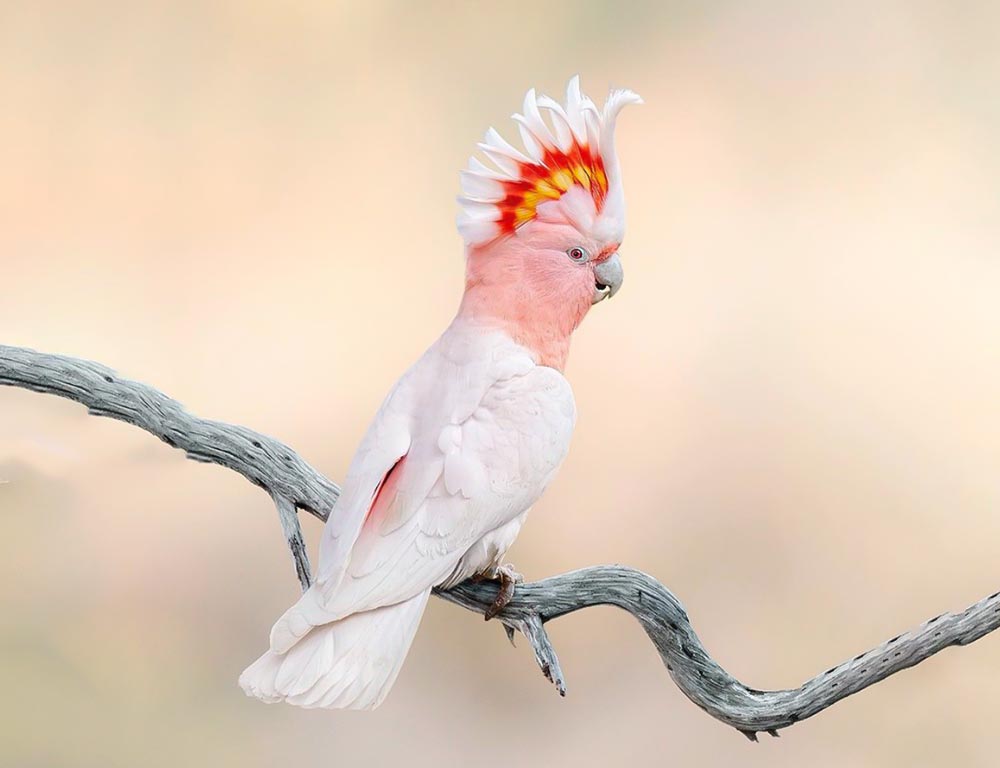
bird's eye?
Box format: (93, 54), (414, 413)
(567, 246), (589, 263)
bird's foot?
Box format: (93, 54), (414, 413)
(481, 563), (523, 621)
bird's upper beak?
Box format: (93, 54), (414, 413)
(592, 252), (624, 305)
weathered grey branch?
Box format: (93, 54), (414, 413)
(0, 344), (336, 591)
(2, 343), (998, 740)
(438, 571), (1000, 740)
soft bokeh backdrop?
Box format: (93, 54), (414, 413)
(3, 1), (1000, 765)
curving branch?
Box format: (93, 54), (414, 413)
(2, 343), (998, 741)
(0, 344), (336, 591)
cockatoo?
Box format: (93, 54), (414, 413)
(240, 76), (641, 710)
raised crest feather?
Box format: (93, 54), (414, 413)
(456, 76), (641, 247)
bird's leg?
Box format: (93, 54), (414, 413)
(480, 562), (523, 621)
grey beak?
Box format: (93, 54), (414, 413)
(592, 252), (623, 304)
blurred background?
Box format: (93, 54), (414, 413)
(2, 1), (1000, 765)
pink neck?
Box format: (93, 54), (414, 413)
(457, 248), (592, 371)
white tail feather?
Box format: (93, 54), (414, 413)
(239, 590), (431, 710)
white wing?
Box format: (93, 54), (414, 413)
(269, 322), (575, 653)
(312, 386), (412, 593)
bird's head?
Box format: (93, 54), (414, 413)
(456, 76), (641, 369)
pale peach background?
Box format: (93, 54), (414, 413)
(3, 1), (1000, 766)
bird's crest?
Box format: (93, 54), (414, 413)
(457, 76), (642, 247)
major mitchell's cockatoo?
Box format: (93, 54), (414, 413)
(240, 76), (641, 710)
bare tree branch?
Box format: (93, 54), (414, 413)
(2, 342), (998, 740)
(0, 344), (336, 591)
(438, 571), (1000, 740)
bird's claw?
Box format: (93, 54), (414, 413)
(483, 563), (522, 621)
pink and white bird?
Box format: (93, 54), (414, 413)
(240, 76), (641, 710)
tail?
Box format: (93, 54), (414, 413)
(239, 589), (430, 710)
